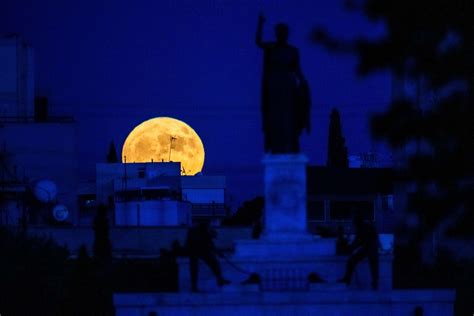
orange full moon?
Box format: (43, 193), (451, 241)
(122, 117), (205, 175)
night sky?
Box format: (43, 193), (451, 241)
(1, 0), (391, 207)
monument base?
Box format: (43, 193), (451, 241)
(261, 154), (309, 237)
(177, 254), (393, 293)
(233, 236), (335, 259)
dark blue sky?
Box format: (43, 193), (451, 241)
(2, 0), (391, 206)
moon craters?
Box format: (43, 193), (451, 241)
(122, 117), (205, 175)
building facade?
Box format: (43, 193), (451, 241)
(0, 36), (78, 226)
(76, 162), (228, 226)
(306, 166), (395, 235)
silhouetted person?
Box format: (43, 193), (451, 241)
(185, 221), (230, 292)
(339, 215), (380, 289)
(336, 225), (350, 255)
(256, 13), (311, 153)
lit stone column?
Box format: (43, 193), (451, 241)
(262, 154), (309, 239)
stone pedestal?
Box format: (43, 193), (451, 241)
(262, 154), (309, 239)
(233, 237), (335, 259)
(235, 150), (333, 254)
(114, 290), (456, 316)
(228, 154), (330, 291)
(229, 154), (332, 289)
(177, 254), (394, 293)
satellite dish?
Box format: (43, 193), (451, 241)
(34, 179), (58, 203)
(52, 204), (69, 221)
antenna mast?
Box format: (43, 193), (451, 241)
(169, 136), (177, 161)
(123, 155), (128, 193)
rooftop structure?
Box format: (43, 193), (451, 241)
(75, 162), (228, 226)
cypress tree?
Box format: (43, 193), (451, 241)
(106, 141), (118, 163)
(327, 109), (348, 167)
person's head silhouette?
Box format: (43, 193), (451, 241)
(274, 23), (289, 44)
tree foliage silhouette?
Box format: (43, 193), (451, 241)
(313, 0), (474, 240)
(106, 141), (118, 163)
(92, 205), (114, 314)
(222, 196), (264, 226)
(222, 196), (264, 238)
(0, 228), (69, 314)
(327, 108), (348, 167)
(93, 204), (112, 265)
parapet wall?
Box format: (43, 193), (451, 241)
(27, 226), (252, 256)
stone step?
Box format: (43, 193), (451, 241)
(197, 279), (352, 293)
(221, 283), (260, 293)
(309, 282), (348, 291)
(178, 255), (393, 292)
(196, 279), (259, 293)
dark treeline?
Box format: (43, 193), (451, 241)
(314, 0), (474, 314)
(0, 208), (178, 315)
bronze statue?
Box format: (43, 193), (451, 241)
(256, 13), (311, 153)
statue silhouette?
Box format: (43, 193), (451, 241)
(256, 13), (311, 153)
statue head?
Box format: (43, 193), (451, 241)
(274, 23), (289, 44)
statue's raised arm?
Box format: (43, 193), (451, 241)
(255, 13), (266, 48)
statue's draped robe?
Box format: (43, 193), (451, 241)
(260, 42), (310, 153)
